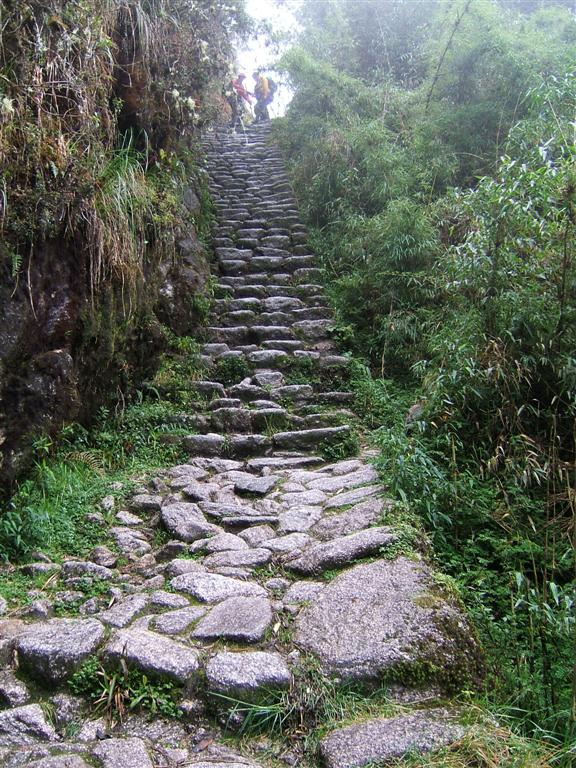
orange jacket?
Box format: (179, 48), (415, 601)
(231, 78), (252, 104)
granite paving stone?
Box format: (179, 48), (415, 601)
(206, 651), (291, 697)
(170, 572), (267, 603)
(103, 629), (200, 683)
(320, 709), (466, 768)
(192, 596), (272, 643)
(16, 619), (106, 683)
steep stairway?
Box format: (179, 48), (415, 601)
(184, 125), (356, 457)
(0, 124), (482, 767)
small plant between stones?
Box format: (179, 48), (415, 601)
(213, 355), (252, 386)
(320, 431), (360, 460)
(69, 656), (182, 722)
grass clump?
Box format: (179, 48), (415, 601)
(212, 654), (399, 747)
(0, 0), (249, 284)
(69, 656), (182, 722)
(211, 689), (292, 737)
(320, 431), (360, 461)
(151, 332), (207, 402)
(213, 356), (252, 387)
(0, 393), (189, 564)
(386, 714), (563, 768)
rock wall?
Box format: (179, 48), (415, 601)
(0, 185), (213, 490)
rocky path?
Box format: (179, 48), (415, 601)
(0, 124), (482, 767)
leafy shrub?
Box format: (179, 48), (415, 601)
(279, 2), (576, 751)
(213, 356), (251, 386)
(321, 431), (360, 461)
(0, 491), (49, 560)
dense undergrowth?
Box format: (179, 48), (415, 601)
(276, 0), (576, 761)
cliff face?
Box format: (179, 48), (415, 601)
(0, 0), (247, 487)
(0, 194), (210, 484)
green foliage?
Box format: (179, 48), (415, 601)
(385, 715), (559, 768)
(0, 461), (104, 562)
(152, 330), (206, 402)
(0, 0), (249, 269)
(0, 389), (190, 562)
(279, 0), (576, 755)
(283, 355), (319, 385)
(213, 355), (251, 386)
(212, 655), (397, 742)
(374, 400), (575, 745)
(69, 657), (182, 722)
(348, 362), (415, 430)
(320, 431), (360, 461)
(211, 690), (291, 736)
(0, 494), (49, 560)
(0, 569), (43, 608)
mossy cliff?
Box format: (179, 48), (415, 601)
(0, 0), (248, 486)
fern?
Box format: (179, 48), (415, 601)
(10, 249), (22, 279)
(62, 451), (106, 475)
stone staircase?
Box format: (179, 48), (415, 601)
(182, 124), (355, 458)
(0, 124), (482, 767)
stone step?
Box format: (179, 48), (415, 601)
(221, 309), (330, 326)
(219, 256), (315, 276)
(300, 411), (356, 429)
(216, 382), (353, 409)
(203, 406), (296, 434)
(203, 325), (300, 347)
(248, 349), (292, 368)
(190, 381), (227, 398)
(182, 432), (272, 458)
(214, 296), (311, 314)
(227, 381), (269, 401)
(218, 284), (325, 301)
(219, 273), (294, 287)
(217, 311), (259, 326)
(260, 339), (305, 351)
(293, 319), (333, 341)
(181, 424), (353, 457)
(205, 326), (250, 345)
(320, 710), (466, 768)
(318, 391), (356, 405)
(214, 298), (261, 312)
(273, 425), (352, 451)
(207, 398), (243, 410)
(251, 325), (296, 342)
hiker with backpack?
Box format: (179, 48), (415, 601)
(253, 71), (277, 122)
(226, 73), (253, 130)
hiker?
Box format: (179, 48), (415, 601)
(226, 73), (252, 129)
(253, 71), (276, 123)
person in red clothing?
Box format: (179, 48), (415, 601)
(227, 73), (252, 130)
